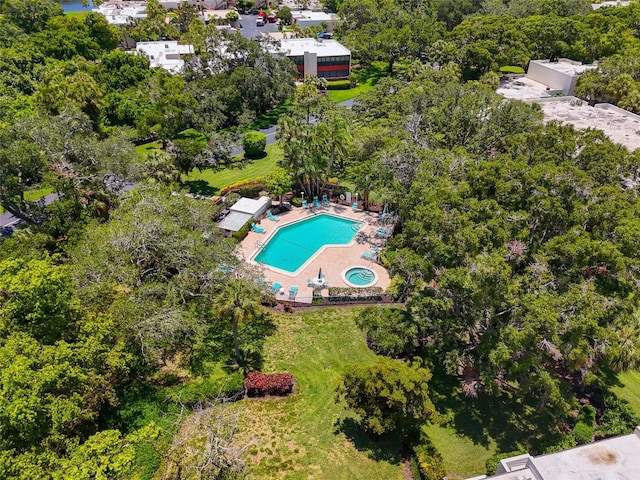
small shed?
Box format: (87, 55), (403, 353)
(218, 196), (271, 235)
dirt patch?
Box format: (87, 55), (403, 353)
(585, 446), (618, 465)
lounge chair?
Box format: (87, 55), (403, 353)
(266, 211), (279, 222)
(289, 285), (298, 299)
(352, 202), (358, 210)
(321, 194), (330, 206)
(307, 278), (315, 287)
(361, 251), (375, 260)
(322, 279), (329, 288)
(313, 196), (322, 208)
(302, 199), (308, 209)
(272, 282), (282, 292)
(251, 224), (266, 234)
(375, 227), (389, 238)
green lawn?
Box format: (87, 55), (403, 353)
(0, 186), (54, 214)
(184, 143), (282, 195)
(612, 370), (640, 415)
(64, 11), (89, 18)
(423, 423), (496, 477)
(134, 140), (162, 158)
(327, 82), (376, 103)
(232, 308), (404, 480)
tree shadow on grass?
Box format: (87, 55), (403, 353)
(183, 180), (219, 196)
(428, 363), (559, 454)
(334, 417), (403, 465)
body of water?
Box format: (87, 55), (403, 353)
(254, 214), (360, 273)
(57, 0), (94, 13)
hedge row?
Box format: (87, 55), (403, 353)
(326, 80), (351, 90)
(412, 437), (446, 480)
(221, 179), (265, 196)
(245, 371), (294, 397)
(327, 286), (384, 303)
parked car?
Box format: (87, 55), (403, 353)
(267, 14), (277, 23)
(317, 32), (333, 39)
(247, 8), (259, 14)
(256, 16), (266, 26)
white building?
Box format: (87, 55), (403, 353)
(291, 10), (336, 28)
(159, 0), (230, 9)
(277, 38), (351, 79)
(467, 426), (640, 480)
(218, 196), (272, 235)
(93, 2), (147, 25)
(526, 59), (596, 96)
(134, 41), (195, 73)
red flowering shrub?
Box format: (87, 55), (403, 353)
(245, 371), (294, 397)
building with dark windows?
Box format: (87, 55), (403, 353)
(277, 38), (351, 79)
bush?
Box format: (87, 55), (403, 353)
(290, 196), (303, 207)
(485, 450), (527, 475)
(225, 192), (241, 206)
(412, 436), (447, 480)
(327, 286), (384, 303)
(573, 422), (594, 444)
(243, 131), (267, 157)
(543, 433), (577, 454)
(232, 222), (251, 241)
(598, 394), (640, 437)
(572, 404), (595, 444)
(245, 371), (294, 397)
(326, 80), (352, 90)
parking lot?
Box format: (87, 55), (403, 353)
(238, 12), (280, 39)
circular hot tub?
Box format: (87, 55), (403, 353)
(343, 266), (378, 287)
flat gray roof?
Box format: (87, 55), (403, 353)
(533, 430), (640, 479)
(538, 98), (640, 151)
(218, 211), (252, 232)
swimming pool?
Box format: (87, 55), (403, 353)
(254, 214), (361, 273)
(343, 266), (378, 287)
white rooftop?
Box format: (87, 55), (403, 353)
(93, 2), (147, 24)
(533, 431), (640, 479)
(538, 97), (640, 151)
(201, 9), (243, 22)
(134, 41), (194, 73)
(473, 427), (640, 480)
(278, 38), (350, 58)
(291, 10), (335, 21)
(218, 211), (253, 232)
(530, 59), (596, 77)
(231, 196), (271, 215)
(592, 1), (630, 9)
(497, 76), (558, 101)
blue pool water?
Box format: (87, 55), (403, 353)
(254, 214), (361, 273)
(344, 267), (376, 286)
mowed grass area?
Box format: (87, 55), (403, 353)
(184, 143), (282, 195)
(612, 370), (640, 414)
(423, 423), (496, 477)
(327, 80), (376, 103)
(231, 308), (404, 480)
(0, 186), (54, 214)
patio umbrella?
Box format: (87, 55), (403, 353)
(318, 268), (323, 280)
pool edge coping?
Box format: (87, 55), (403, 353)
(248, 212), (366, 278)
(341, 265), (379, 288)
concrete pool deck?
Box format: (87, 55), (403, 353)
(237, 203), (392, 304)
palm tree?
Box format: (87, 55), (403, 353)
(212, 279), (261, 365)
